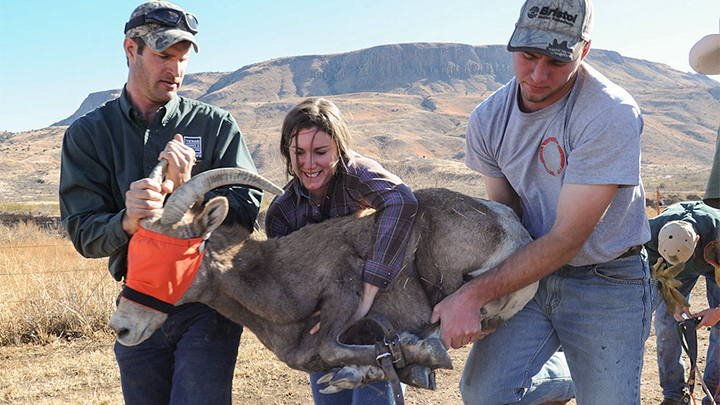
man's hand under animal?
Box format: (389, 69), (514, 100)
(430, 282), (487, 350)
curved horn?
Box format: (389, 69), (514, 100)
(160, 167), (285, 226)
(149, 159), (168, 184)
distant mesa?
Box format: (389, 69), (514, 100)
(52, 42), (719, 129)
(53, 89), (121, 127)
(16, 41), (714, 205)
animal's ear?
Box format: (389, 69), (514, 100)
(196, 197), (229, 236)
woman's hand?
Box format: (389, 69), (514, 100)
(309, 283), (379, 336)
(673, 306), (693, 322)
(343, 283), (379, 334)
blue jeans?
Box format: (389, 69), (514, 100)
(310, 371), (400, 404)
(114, 303), (242, 405)
(654, 273), (720, 405)
(460, 252), (654, 404)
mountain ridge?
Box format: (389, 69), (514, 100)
(1, 42), (717, 204)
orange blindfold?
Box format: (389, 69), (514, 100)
(123, 226), (206, 312)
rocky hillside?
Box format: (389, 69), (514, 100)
(2, 43), (718, 204)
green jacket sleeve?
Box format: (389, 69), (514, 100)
(59, 122), (131, 262)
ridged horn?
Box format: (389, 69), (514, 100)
(149, 159), (169, 184)
(158, 163), (284, 226)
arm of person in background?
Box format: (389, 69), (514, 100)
(675, 305), (720, 329)
(484, 176), (523, 219)
(431, 177), (619, 349)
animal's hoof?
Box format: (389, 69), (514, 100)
(399, 333), (453, 370)
(398, 364), (437, 390)
(318, 384), (345, 394)
(317, 366), (364, 392)
(317, 365), (386, 393)
(425, 337), (453, 370)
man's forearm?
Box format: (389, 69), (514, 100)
(465, 229), (584, 307)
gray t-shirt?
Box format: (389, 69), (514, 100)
(466, 63), (650, 266)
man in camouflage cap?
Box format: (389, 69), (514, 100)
(59, 1), (262, 404)
(124, 0), (199, 54)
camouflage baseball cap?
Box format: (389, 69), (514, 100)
(124, 1), (199, 53)
(507, 0), (594, 62)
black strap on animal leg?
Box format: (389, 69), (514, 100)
(343, 314), (406, 405)
(676, 317), (717, 405)
(375, 347), (405, 405)
(342, 314), (407, 368)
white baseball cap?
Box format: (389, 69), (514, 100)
(689, 19), (720, 75)
(658, 220), (699, 265)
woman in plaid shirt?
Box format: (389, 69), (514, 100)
(265, 97), (418, 405)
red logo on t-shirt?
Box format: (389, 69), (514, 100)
(539, 137), (566, 176)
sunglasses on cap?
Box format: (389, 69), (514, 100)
(124, 8), (199, 34)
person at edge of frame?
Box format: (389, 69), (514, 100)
(653, 21), (720, 405)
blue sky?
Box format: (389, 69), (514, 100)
(1, 0), (719, 132)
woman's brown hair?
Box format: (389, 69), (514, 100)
(279, 97), (353, 178)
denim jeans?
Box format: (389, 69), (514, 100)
(654, 273), (720, 405)
(460, 251), (654, 404)
(310, 371), (401, 404)
(114, 302), (242, 405)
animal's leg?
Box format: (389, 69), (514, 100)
(315, 332), (450, 392)
(319, 305), (452, 372)
(316, 298), (379, 367)
(317, 338), (379, 370)
(319, 330), (451, 372)
(316, 363), (438, 392)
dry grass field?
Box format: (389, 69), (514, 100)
(0, 210), (715, 404)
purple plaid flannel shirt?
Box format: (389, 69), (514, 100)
(264, 153), (418, 288)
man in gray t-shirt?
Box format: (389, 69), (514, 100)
(431, 0), (653, 403)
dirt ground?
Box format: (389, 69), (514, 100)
(0, 278), (715, 405)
